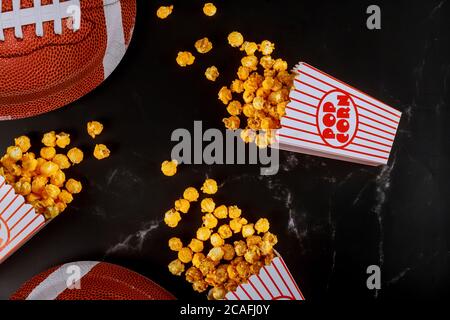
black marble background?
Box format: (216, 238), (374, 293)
(0, 0), (449, 300)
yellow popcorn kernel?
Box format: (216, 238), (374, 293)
(14, 181), (31, 196)
(255, 218), (270, 233)
(218, 86), (233, 105)
(14, 136), (31, 153)
(218, 224), (232, 239)
(201, 178), (218, 194)
(260, 55), (274, 69)
(230, 218), (243, 233)
(259, 40), (275, 55)
(55, 132), (70, 149)
(227, 100), (242, 116)
(208, 247), (224, 262)
(31, 176), (48, 194)
(242, 104), (256, 117)
(44, 206), (60, 220)
(67, 148), (84, 165)
(255, 134), (269, 149)
(175, 198), (190, 213)
(273, 58), (288, 72)
(195, 37), (213, 54)
(52, 154), (71, 170)
(168, 259), (185, 276)
(22, 154), (38, 172)
(277, 70), (294, 86)
(244, 249), (260, 264)
(188, 239), (204, 253)
(50, 170), (66, 187)
(242, 223), (255, 238)
(168, 237), (183, 251)
(228, 31), (244, 47)
(58, 190), (73, 204)
(262, 77), (275, 90)
(260, 241), (274, 256)
(240, 129), (256, 144)
(192, 253), (206, 268)
(43, 184), (61, 200)
(55, 201), (67, 214)
(161, 160), (178, 177)
(222, 244), (235, 261)
(42, 131), (56, 147)
(230, 79), (244, 93)
(205, 66), (220, 81)
(93, 144), (110, 160)
(39, 161), (59, 177)
(260, 117), (275, 130)
(241, 55), (258, 70)
(193, 280), (209, 293)
(240, 41), (258, 55)
(164, 209), (182, 228)
(247, 235), (262, 246)
(277, 102), (287, 117)
(237, 66), (251, 81)
(263, 232), (278, 246)
(201, 198), (216, 213)
(40, 147), (56, 160)
(228, 205), (242, 219)
(223, 116), (240, 130)
(202, 213), (218, 229)
(186, 267), (203, 284)
(196, 227), (212, 241)
(203, 3), (217, 16)
(183, 187), (199, 202)
(252, 96), (266, 110)
(7, 146), (22, 161)
(210, 233), (224, 247)
(26, 193), (41, 204)
(234, 240), (247, 257)
(247, 118), (261, 130)
(210, 286), (226, 300)
(178, 247), (193, 264)
(213, 205), (228, 219)
(176, 51), (195, 67)
(87, 121), (104, 139)
(156, 5), (173, 19)
(65, 178), (82, 194)
(243, 90), (255, 104)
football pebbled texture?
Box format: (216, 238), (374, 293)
(0, 0), (136, 120)
(11, 261), (176, 300)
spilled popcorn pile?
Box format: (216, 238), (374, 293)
(0, 121), (110, 220)
(164, 178), (278, 300)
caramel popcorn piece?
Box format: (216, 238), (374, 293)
(157, 5), (173, 19)
(161, 160), (178, 177)
(205, 66), (220, 82)
(228, 31), (244, 47)
(176, 51), (195, 67)
(203, 3), (217, 16)
(195, 37), (213, 54)
(87, 121), (104, 139)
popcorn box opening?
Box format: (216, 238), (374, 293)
(0, 175), (46, 264)
(277, 62), (402, 166)
(225, 252), (304, 301)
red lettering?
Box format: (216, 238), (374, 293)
(336, 119), (349, 133)
(337, 107), (350, 119)
(323, 114), (336, 127)
(323, 102), (336, 113)
(337, 95), (350, 106)
(323, 128), (335, 139)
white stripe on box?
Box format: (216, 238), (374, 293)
(264, 264), (293, 299)
(8, 205), (38, 239)
(250, 275), (274, 300)
(260, 267), (282, 298)
(0, 187), (16, 216)
(102, 0), (126, 79)
(273, 258), (303, 300)
(2, 196), (25, 223)
(26, 261), (100, 300)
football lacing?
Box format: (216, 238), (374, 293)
(0, 0), (81, 41)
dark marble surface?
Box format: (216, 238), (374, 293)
(0, 0), (449, 300)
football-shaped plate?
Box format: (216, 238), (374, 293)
(0, 0), (136, 120)
(11, 261), (176, 300)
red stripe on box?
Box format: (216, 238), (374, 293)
(248, 278), (265, 300)
(282, 124), (320, 136)
(294, 78), (327, 93)
(279, 134), (389, 160)
(355, 103), (399, 125)
(0, 186), (13, 204)
(0, 194), (19, 217)
(240, 284), (253, 300)
(299, 64), (401, 119)
(272, 262), (296, 299)
(278, 257), (305, 300)
(359, 114), (398, 131)
(256, 273), (274, 299)
(360, 121), (396, 137)
(262, 266), (282, 296)
(356, 135), (393, 148)
(359, 128), (394, 143)
(2, 217), (45, 259)
(290, 96), (318, 109)
(283, 115), (316, 127)
(293, 88), (320, 101)
(0, 181), (5, 188)
(8, 213), (42, 245)
(232, 290), (240, 300)
(286, 105), (316, 118)
(351, 142), (390, 154)
(5, 200), (25, 223)
(10, 206), (34, 231)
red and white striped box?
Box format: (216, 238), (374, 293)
(0, 175), (46, 264)
(225, 252), (304, 300)
(277, 62), (402, 166)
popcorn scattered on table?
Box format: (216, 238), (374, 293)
(157, 5), (174, 19)
(161, 160), (178, 177)
(203, 3), (217, 17)
(195, 37), (213, 54)
(176, 51), (196, 67)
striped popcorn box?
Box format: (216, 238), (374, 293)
(225, 252), (304, 300)
(277, 62), (402, 166)
(0, 175), (46, 264)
